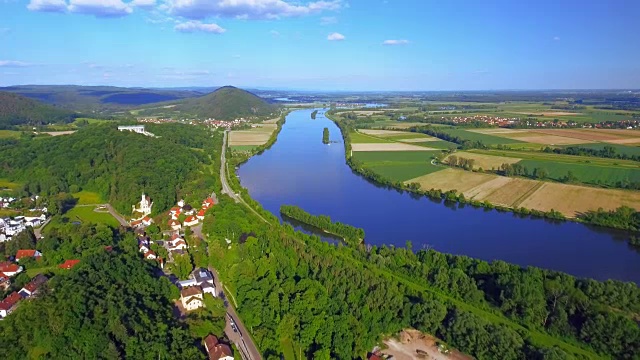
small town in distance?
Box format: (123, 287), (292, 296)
(1, 1), (640, 360)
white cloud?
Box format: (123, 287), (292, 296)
(131, 0), (155, 8)
(166, 0), (342, 20)
(270, 30), (280, 37)
(0, 60), (32, 67)
(27, 0), (67, 12)
(553, 36), (560, 41)
(320, 16), (336, 25)
(327, 32), (344, 41)
(175, 20), (226, 34)
(68, 0), (132, 17)
(382, 39), (409, 46)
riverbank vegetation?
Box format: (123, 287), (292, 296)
(205, 194), (639, 360)
(327, 110), (640, 226)
(280, 205), (364, 245)
(322, 127), (329, 144)
(311, 110), (318, 119)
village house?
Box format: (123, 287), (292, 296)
(183, 215), (199, 227)
(144, 250), (157, 260)
(202, 197), (215, 209)
(58, 259), (80, 270)
(15, 249), (42, 261)
(0, 272), (10, 290)
(18, 274), (47, 299)
(0, 262), (23, 276)
(179, 268), (216, 296)
(168, 219), (182, 230)
(203, 335), (234, 360)
(180, 286), (204, 311)
(183, 204), (195, 216)
(0, 292), (22, 318)
(166, 234), (188, 251)
(197, 208), (207, 220)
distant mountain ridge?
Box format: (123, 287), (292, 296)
(0, 85), (203, 111)
(174, 86), (280, 120)
(0, 91), (79, 129)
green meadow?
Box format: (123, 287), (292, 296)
(64, 205), (120, 227)
(354, 151), (444, 181)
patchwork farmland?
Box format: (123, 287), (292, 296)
(345, 125), (640, 217)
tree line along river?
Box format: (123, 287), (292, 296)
(237, 109), (640, 284)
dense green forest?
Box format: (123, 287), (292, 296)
(175, 86), (280, 120)
(0, 91), (79, 129)
(322, 127), (330, 144)
(0, 228), (208, 359)
(205, 197), (640, 360)
(311, 110), (318, 119)
(280, 205), (364, 245)
(0, 124), (221, 215)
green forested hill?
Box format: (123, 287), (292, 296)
(175, 86), (280, 120)
(0, 91), (79, 129)
(0, 124), (220, 214)
(0, 249), (202, 359)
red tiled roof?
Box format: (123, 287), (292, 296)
(197, 209), (206, 216)
(130, 220), (142, 226)
(204, 197), (215, 206)
(209, 344), (233, 360)
(58, 259), (80, 270)
(168, 219), (180, 226)
(0, 292), (21, 311)
(204, 335), (219, 352)
(0, 272), (8, 282)
(368, 355), (383, 360)
(142, 216), (151, 222)
(15, 250), (39, 260)
(0, 262), (19, 273)
(185, 216), (197, 222)
(144, 250), (156, 258)
(173, 240), (187, 247)
(171, 233), (181, 240)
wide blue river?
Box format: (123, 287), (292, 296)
(238, 109), (640, 283)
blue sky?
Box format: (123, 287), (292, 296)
(0, 0), (639, 91)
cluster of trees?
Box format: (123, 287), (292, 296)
(365, 246), (640, 359)
(206, 197), (633, 360)
(544, 145), (640, 161)
(499, 163), (549, 179)
(0, 238), (207, 359)
(322, 127), (330, 144)
(446, 155), (475, 170)
(311, 110), (318, 119)
(581, 206), (640, 231)
(280, 205), (364, 245)
(0, 125), (220, 215)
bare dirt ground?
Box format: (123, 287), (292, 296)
(607, 138), (640, 145)
(518, 182), (640, 216)
(229, 123), (277, 146)
(510, 134), (592, 145)
(351, 143), (436, 151)
(531, 129), (623, 141)
(398, 137), (440, 142)
(407, 168), (496, 193)
(513, 111), (581, 116)
(446, 151), (521, 170)
(381, 330), (472, 360)
(407, 169), (640, 217)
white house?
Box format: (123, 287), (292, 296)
(180, 286), (204, 311)
(183, 216), (198, 227)
(178, 279), (198, 288)
(0, 263), (23, 277)
(168, 219), (181, 230)
(144, 250), (157, 260)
